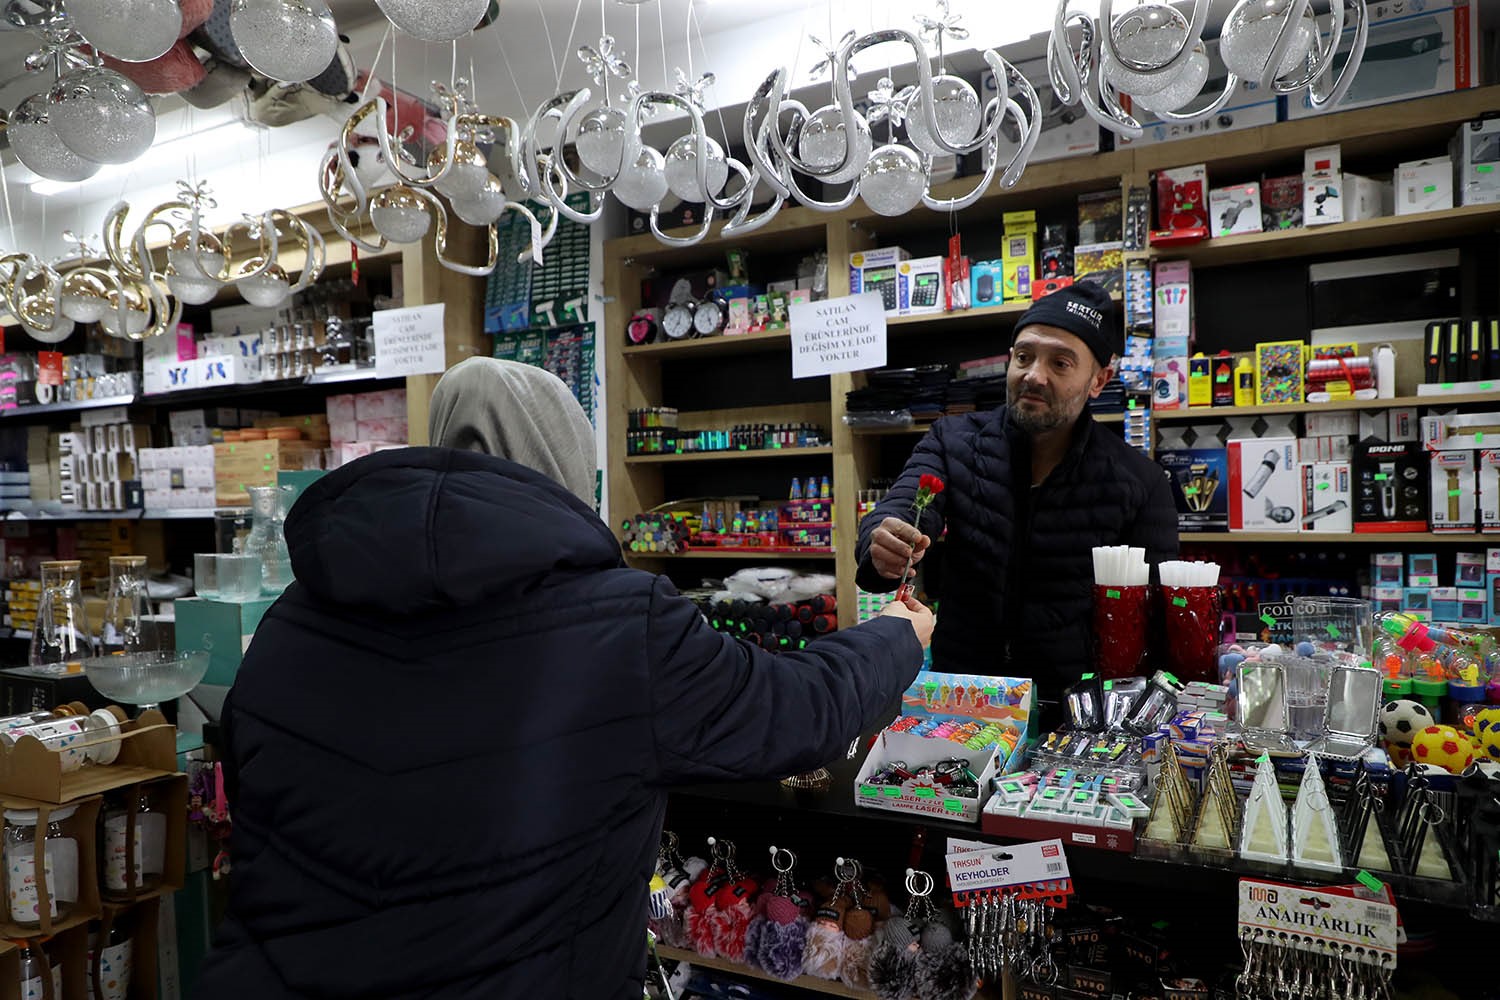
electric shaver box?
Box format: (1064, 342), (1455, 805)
(1353, 441), (1431, 533)
(1430, 449), (1478, 533)
(1480, 450), (1500, 533)
(1300, 462), (1352, 533)
(1228, 437), (1298, 532)
(1157, 446), (1229, 531)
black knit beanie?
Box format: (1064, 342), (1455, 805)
(1011, 280), (1117, 368)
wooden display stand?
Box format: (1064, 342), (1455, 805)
(0, 709), (178, 805)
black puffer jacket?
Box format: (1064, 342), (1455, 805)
(196, 448), (923, 1000)
(856, 407), (1177, 694)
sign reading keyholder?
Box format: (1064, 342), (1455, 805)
(374, 304), (447, 378)
(790, 292), (887, 379)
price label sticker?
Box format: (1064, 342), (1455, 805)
(1356, 870), (1386, 893)
(859, 785), (878, 798)
(914, 787), (936, 799)
(1105, 589), (1121, 599)
(1172, 597), (1188, 607)
(1450, 489), (1462, 497)
(1327, 625), (1341, 639)
(1317, 482), (1330, 491)
(1373, 474), (1388, 481)
(1260, 613), (1276, 627)
(1256, 753), (1270, 764)
(943, 799), (965, 814)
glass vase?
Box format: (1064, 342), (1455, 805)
(245, 485), (294, 595)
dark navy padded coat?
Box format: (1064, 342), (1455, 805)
(195, 447), (923, 999)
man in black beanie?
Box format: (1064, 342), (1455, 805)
(855, 281), (1179, 702)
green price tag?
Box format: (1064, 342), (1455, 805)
(1172, 596), (1188, 607)
(943, 799), (965, 813)
(1183, 486), (1199, 495)
(983, 686), (999, 696)
(1356, 870), (1385, 893)
(1216, 374), (1230, 383)
(882, 787), (902, 797)
(1424, 184), (1438, 193)
(1480, 165), (1495, 174)
(859, 785), (878, 798)
(1477, 432), (1485, 443)
(1317, 482), (1330, 490)
(1450, 489), (1462, 497)
(1442, 382), (1455, 390)
(1105, 589), (1121, 599)
(1256, 753), (1270, 764)
(1163, 672), (1179, 685)
(1260, 613), (1276, 627)
(1373, 474), (1388, 481)
(1081, 673), (1096, 681)
(1482, 383), (1495, 391)
(1128, 399), (1138, 410)
(1327, 625), (1341, 638)
(914, 787), (936, 799)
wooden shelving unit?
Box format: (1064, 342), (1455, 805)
(603, 86), (1500, 631)
(625, 446), (833, 465)
(626, 549), (836, 561)
(655, 946), (877, 998)
(1183, 531), (1495, 544)
(854, 411), (1127, 437)
(1154, 391), (1500, 421)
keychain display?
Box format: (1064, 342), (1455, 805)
(1235, 929), (1394, 1000)
(684, 837), (757, 960)
(869, 869), (973, 1000)
(963, 892), (1056, 992)
(742, 846), (811, 981)
(649, 832), (707, 949)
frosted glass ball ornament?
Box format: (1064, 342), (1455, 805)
(1220, 0), (1317, 81)
(236, 260), (292, 307)
(7, 96), (100, 182)
(68, 0), (182, 63)
(374, 0), (488, 42)
(47, 68), (156, 165)
(450, 179), (509, 226)
(799, 106), (873, 185)
(98, 286), (150, 339)
(859, 144), (927, 218)
(429, 142), (491, 202)
(229, 0), (340, 84)
(1100, 3), (1192, 96)
(166, 268), (224, 305)
(575, 106), (628, 177)
(19, 296), (74, 344)
(60, 272), (111, 323)
(664, 135), (729, 203)
(905, 76), (982, 157)
(1130, 45), (1211, 114)
(370, 185), (433, 244)
(168, 232), (228, 280)
(612, 146), (669, 212)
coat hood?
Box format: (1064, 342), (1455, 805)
(284, 447), (622, 614)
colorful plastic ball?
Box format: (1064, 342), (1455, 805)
(1295, 641), (1316, 657)
(1410, 724), (1476, 774)
(1378, 699), (1433, 747)
(1474, 707), (1500, 760)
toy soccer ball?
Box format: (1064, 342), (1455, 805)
(1378, 699), (1433, 746)
(1410, 724), (1475, 774)
(1474, 707), (1500, 761)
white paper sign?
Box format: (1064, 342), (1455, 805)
(790, 292), (887, 379)
(374, 304), (447, 378)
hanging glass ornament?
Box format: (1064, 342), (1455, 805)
(450, 178), (509, 227)
(370, 185), (433, 244)
(575, 106), (628, 177)
(1219, 0), (1318, 82)
(1099, 3), (1194, 96)
(663, 135), (729, 203)
(48, 66), (156, 165)
(60, 270), (111, 322)
(859, 144), (926, 217)
(798, 107), (872, 185)
(430, 141), (492, 203)
(374, 0), (487, 43)
(229, 0), (340, 84)
(905, 76), (981, 156)
(7, 94), (100, 182)
(98, 283), (151, 339)
(236, 260), (291, 307)
(67, 0), (182, 64)
(1130, 43), (1212, 114)
(612, 146), (669, 213)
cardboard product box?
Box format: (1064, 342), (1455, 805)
(1431, 449), (1478, 532)
(356, 418), (408, 444)
(1346, 174), (1395, 221)
(1431, 586), (1461, 622)
(1285, 0), (1478, 120)
(897, 256), (946, 316)
(971, 260), (1004, 308)
(1002, 211), (1038, 303)
(1210, 183), (1263, 237)
(849, 247), (911, 313)
(1397, 157), (1455, 214)
(982, 59), (1103, 164)
(175, 598), (277, 688)
(352, 390), (407, 422)
(1077, 190), (1123, 245)
(1353, 441), (1431, 532)
(1158, 447), (1229, 531)
(0, 667), (108, 717)
(1490, 571), (1500, 625)
(1229, 438), (1299, 531)
(1304, 144), (1343, 225)
(1261, 174), (1304, 230)
(326, 394), (357, 425)
(1152, 164), (1209, 242)
(1306, 411), (1359, 438)
(1422, 409), (1500, 451)
(1072, 242), (1123, 296)
(1301, 462), (1353, 533)
(1453, 117), (1500, 206)
(1481, 449), (1500, 533)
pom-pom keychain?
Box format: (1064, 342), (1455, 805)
(684, 836), (734, 957)
(746, 845), (813, 980)
(839, 860), (892, 990)
(650, 831), (706, 949)
(802, 866), (856, 979)
(870, 870), (977, 1000)
(704, 838), (759, 963)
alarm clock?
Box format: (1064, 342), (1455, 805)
(693, 292), (728, 337)
(626, 310), (661, 346)
(662, 302), (696, 340)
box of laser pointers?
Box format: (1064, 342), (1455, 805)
(854, 673), (1035, 823)
(1157, 444), (1229, 532)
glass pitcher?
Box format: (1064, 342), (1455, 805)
(102, 556), (157, 655)
(245, 486), (294, 595)
(30, 561), (93, 669)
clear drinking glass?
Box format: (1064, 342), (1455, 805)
(193, 554), (222, 600)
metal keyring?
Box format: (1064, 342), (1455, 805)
(769, 846), (796, 874)
(905, 868), (934, 898)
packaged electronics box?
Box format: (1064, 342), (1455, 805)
(1354, 441), (1432, 533)
(1228, 438), (1299, 532)
(850, 248), (911, 314)
(1158, 447), (1229, 532)
(1431, 450), (1477, 532)
(1301, 462), (1353, 533)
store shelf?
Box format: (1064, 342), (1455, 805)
(0, 395), (137, 419)
(1183, 532), (1494, 544)
(624, 330), (793, 360)
(1164, 204), (1500, 269)
(0, 508), (215, 522)
(853, 412), (1127, 436)
(656, 946), (879, 998)
(303, 367), (384, 386)
(625, 446), (833, 465)
(1154, 392), (1500, 422)
(627, 549), (835, 561)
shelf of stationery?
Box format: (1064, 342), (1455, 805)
(1183, 532), (1494, 544)
(625, 446), (834, 465)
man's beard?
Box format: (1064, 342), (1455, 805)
(1008, 382), (1080, 434)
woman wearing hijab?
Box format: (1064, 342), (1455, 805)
(196, 358), (934, 999)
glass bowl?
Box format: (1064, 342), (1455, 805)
(83, 651), (210, 710)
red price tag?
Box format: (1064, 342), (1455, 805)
(37, 351), (64, 387)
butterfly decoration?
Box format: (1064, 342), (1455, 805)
(57, 229), (100, 263)
(577, 35), (632, 87)
(625, 79), (660, 119)
(674, 68), (715, 110)
(914, 0), (968, 63)
(808, 30), (857, 82)
(24, 26), (91, 73)
(866, 76), (916, 128)
(176, 180), (218, 212)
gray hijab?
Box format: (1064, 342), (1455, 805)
(428, 357), (597, 505)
